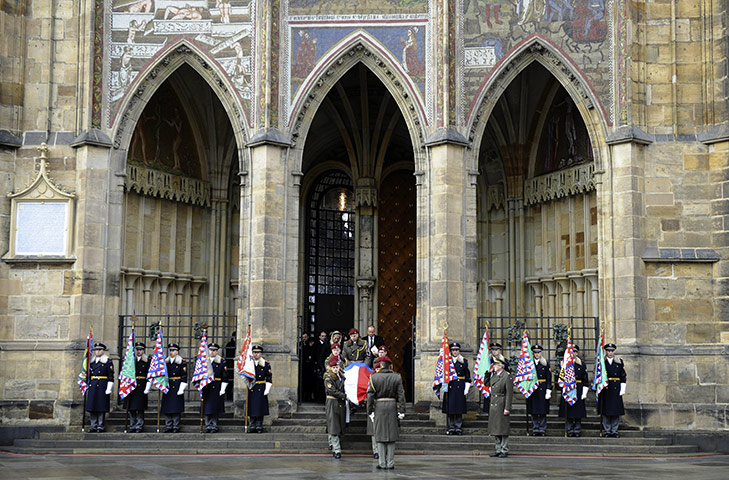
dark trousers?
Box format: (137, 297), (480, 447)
(204, 414), (219, 432)
(566, 418), (582, 435)
(531, 414), (547, 434)
(129, 410), (144, 431)
(165, 414), (181, 432)
(89, 412), (105, 432)
(602, 415), (620, 435)
(249, 416), (263, 432)
(447, 414), (463, 432)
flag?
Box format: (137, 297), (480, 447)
(472, 329), (491, 399)
(432, 330), (457, 399)
(118, 329), (137, 399)
(558, 336), (578, 406)
(192, 331), (214, 395)
(592, 332), (608, 395)
(344, 362), (373, 405)
(236, 325), (256, 389)
(146, 327), (169, 394)
(77, 328), (94, 395)
(513, 330), (538, 398)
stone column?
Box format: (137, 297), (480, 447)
(554, 274), (571, 318)
(569, 271), (586, 336)
(355, 178), (377, 331)
(173, 274), (192, 315)
(356, 277), (376, 331)
(190, 276), (207, 316)
(488, 280), (506, 318)
(123, 268), (143, 316)
(582, 268), (599, 319)
(526, 277), (544, 337)
(158, 274), (175, 315)
(141, 270), (160, 314)
(541, 278), (557, 318)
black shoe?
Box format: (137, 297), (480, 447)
(574, 433), (581, 437)
(498, 453), (508, 458)
(172, 429), (179, 433)
(614, 433), (620, 438)
(257, 428), (263, 433)
(248, 428), (257, 434)
(445, 430), (453, 435)
(376, 465), (384, 470)
(328, 445), (333, 450)
(164, 428), (173, 433)
(455, 429), (463, 435)
(489, 452), (501, 457)
(373, 453), (379, 459)
(333, 452), (341, 459)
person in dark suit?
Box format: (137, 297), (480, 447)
(202, 343), (227, 433)
(161, 343), (187, 432)
(527, 344), (552, 436)
(364, 325), (385, 368)
(124, 342), (149, 433)
(435, 342), (471, 435)
(314, 331), (328, 403)
(86, 343), (114, 433)
(558, 344), (590, 437)
(247, 345), (272, 433)
(598, 343), (627, 437)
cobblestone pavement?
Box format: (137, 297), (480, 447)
(1, 452), (728, 479)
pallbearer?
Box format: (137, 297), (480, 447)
(366, 356), (406, 470)
(124, 342), (149, 433)
(527, 344), (552, 436)
(324, 356), (346, 458)
(161, 343), (187, 432)
(598, 343), (627, 437)
(86, 343), (114, 433)
(247, 345), (272, 433)
(202, 343), (227, 433)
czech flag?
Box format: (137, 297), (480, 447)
(343, 362), (373, 405)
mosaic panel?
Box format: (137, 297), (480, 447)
(288, 0), (427, 16)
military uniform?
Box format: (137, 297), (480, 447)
(247, 345), (272, 433)
(598, 343), (626, 437)
(342, 338), (368, 364)
(124, 342), (149, 432)
(558, 349), (590, 437)
(86, 343), (114, 433)
(161, 343), (187, 433)
(437, 342), (471, 435)
(487, 362), (513, 457)
(366, 357), (406, 470)
(202, 344), (227, 433)
(527, 344), (551, 436)
(323, 358), (346, 458)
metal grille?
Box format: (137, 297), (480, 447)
(118, 314), (237, 403)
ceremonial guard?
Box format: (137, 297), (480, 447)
(325, 343), (346, 369)
(367, 352), (387, 459)
(366, 356), (406, 470)
(247, 345), (272, 433)
(324, 356), (346, 458)
(342, 328), (368, 364)
(527, 344), (551, 436)
(598, 343), (627, 437)
(558, 344), (590, 437)
(436, 342), (471, 435)
(202, 343), (228, 433)
(161, 343), (187, 433)
(124, 342), (149, 433)
(489, 342), (511, 372)
(86, 343), (114, 433)
(487, 358), (513, 458)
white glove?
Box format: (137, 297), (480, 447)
(620, 383), (626, 396)
(105, 383), (113, 395)
(545, 389), (552, 400)
(178, 382), (187, 396)
(369, 413), (375, 422)
(144, 382), (151, 394)
(397, 413), (405, 420)
(464, 383), (471, 395)
(220, 382), (228, 396)
(370, 346), (379, 355)
(581, 386), (588, 400)
(264, 382), (272, 396)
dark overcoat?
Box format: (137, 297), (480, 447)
(440, 357), (470, 414)
(558, 359), (589, 419)
(161, 357), (187, 414)
(527, 358), (551, 415)
(598, 358), (626, 416)
(124, 355), (149, 411)
(86, 356), (114, 412)
(202, 357), (227, 415)
(366, 368), (406, 443)
(324, 370), (347, 436)
(487, 370), (514, 436)
(248, 359), (272, 417)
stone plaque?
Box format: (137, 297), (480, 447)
(14, 201), (68, 256)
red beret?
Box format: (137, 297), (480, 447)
(378, 345), (387, 352)
(348, 328), (359, 335)
(330, 343), (340, 350)
(328, 356), (340, 367)
(377, 356), (392, 365)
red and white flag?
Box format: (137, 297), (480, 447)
(343, 362), (373, 405)
(236, 325), (256, 389)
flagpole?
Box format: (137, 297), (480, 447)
(200, 397), (204, 433)
(124, 319), (134, 433)
(81, 326), (92, 433)
(245, 382), (249, 433)
(156, 389), (161, 433)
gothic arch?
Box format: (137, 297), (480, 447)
(467, 36), (609, 174)
(287, 31), (428, 172)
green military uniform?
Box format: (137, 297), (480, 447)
(487, 365), (514, 457)
(324, 361), (346, 458)
(366, 358), (406, 470)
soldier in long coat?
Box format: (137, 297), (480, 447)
(247, 345), (272, 433)
(366, 356), (406, 470)
(202, 343), (228, 433)
(366, 353), (386, 460)
(86, 343), (114, 433)
(324, 356), (346, 458)
(161, 343), (187, 433)
(436, 342), (471, 435)
(487, 358), (513, 457)
(557, 344), (590, 437)
(124, 342), (149, 432)
(598, 343), (627, 437)
(342, 328), (368, 364)
(527, 344), (552, 436)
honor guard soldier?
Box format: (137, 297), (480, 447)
(367, 351), (387, 459)
(202, 343), (228, 433)
(324, 356), (346, 458)
(342, 328), (368, 364)
(247, 345), (272, 433)
(489, 342), (511, 372)
(558, 344), (590, 437)
(598, 343), (627, 437)
(124, 342), (149, 433)
(527, 344), (552, 436)
(487, 358), (513, 457)
(366, 356), (406, 470)
(325, 343), (345, 369)
(161, 343), (187, 432)
(436, 342), (471, 435)
(86, 343), (114, 433)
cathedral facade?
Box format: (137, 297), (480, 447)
(1, 0), (727, 431)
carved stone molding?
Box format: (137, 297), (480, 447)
(523, 162), (595, 206)
(355, 178), (377, 207)
(485, 184), (505, 211)
(125, 164), (212, 207)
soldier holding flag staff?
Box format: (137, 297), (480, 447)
(558, 344), (590, 437)
(247, 345), (272, 433)
(436, 342), (471, 435)
(598, 343), (627, 437)
(202, 343), (227, 433)
(124, 342), (149, 433)
(86, 343), (114, 433)
(161, 343), (187, 433)
(527, 344), (551, 436)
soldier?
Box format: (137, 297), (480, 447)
(86, 343), (114, 433)
(598, 343), (626, 437)
(487, 358), (513, 458)
(323, 356), (346, 458)
(342, 328), (368, 364)
(247, 345), (272, 433)
(436, 342), (471, 435)
(527, 344), (552, 436)
(325, 343), (346, 369)
(202, 343), (227, 433)
(124, 342), (149, 433)
(489, 342), (511, 372)
(161, 343), (187, 433)
(558, 344), (590, 437)
(366, 354), (387, 459)
(366, 356), (406, 470)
